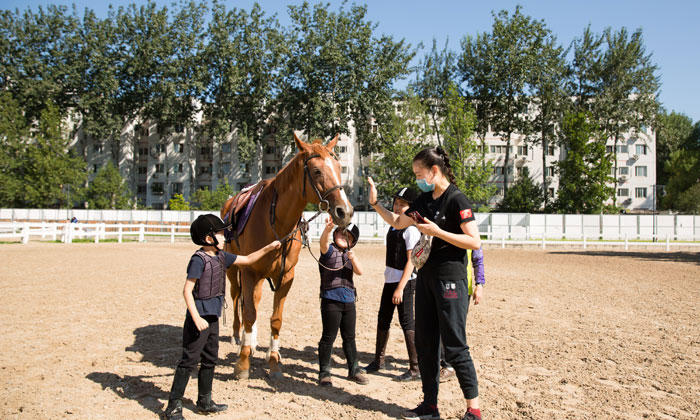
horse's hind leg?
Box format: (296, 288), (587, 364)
(234, 272), (263, 380)
(267, 270), (295, 379)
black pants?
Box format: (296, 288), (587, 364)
(415, 272), (478, 404)
(177, 313), (220, 371)
(377, 279), (416, 331)
(320, 298), (357, 346)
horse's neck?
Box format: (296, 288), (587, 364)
(270, 158), (308, 233)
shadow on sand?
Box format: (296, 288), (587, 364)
(549, 250), (700, 265)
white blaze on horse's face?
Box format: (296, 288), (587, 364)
(324, 156), (349, 203)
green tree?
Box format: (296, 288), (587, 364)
(496, 167), (542, 213)
(555, 112), (614, 214)
(168, 193), (190, 210)
(675, 183), (700, 214)
(86, 161), (133, 209)
(655, 110), (695, 185)
(0, 92), (29, 207)
(191, 181), (235, 210)
(440, 84), (495, 205)
(21, 102), (87, 208)
(368, 90), (431, 203)
(662, 149), (700, 212)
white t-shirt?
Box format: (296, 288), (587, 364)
(384, 225), (421, 284)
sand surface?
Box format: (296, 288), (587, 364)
(1, 242), (699, 419)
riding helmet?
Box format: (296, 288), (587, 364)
(333, 222), (360, 249)
(393, 187), (418, 204)
(190, 214), (231, 246)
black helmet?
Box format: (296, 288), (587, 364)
(393, 187), (418, 204)
(190, 214), (231, 246)
(333, 222), (360, 249)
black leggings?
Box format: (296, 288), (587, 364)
(319, 298), (357, 346)
(376, 279), (415, 331)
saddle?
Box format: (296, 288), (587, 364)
(223, 180), (270, 242)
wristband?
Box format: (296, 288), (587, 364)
(369, 200), (378, 206)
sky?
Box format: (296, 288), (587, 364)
(4, 0), (700, 123)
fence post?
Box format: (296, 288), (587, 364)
(94, 225), (100, 243)
(51, 223), (57, 241)
(666, 234), (670, 251)
(21, 223), (29, 244)
(118, 225), (123, 243)
(542, 235), (546, 250)
(501, 232), (505, 249)
(624, 233), (628, 251)
(171, 224), (175, 243)
(583, 234), (586, 250)
(139, 224), (145, 242)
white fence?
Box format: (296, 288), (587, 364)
(2, 209), (699, 248)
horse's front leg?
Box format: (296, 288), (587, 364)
(267, 269), (295, 379)
(234, 272), (263, 380)
(226, 263), (242, 348)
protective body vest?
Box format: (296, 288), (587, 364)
(385, 227), (408, 270)
(319, 245), (355, 291)
(193, 250), (227, 300)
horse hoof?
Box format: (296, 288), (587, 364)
(234, 369), (249, 380)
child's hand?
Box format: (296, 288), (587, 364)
(324, 217), (335, 231)
(266, 240), (282, 251)
(347, 250), (355, 260)
(194, 315), (209, 331)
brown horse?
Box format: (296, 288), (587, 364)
(221, 133), (353, 379)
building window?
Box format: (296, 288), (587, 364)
(222, 162), (231, 174)
(341, 166), (348, 174)
(490, 145), (513, 154)
(617, 188), (629, 197)
(137, 184), (147, 194)
(175, 124), (184, 133)
(173, 163), (183, 174)
(616, 145), (628, 154)
(265, 145), (276, 155)
(155, 164), (164, 173)
(635, 187), (647, 198)
(619, 167), (629, 175)
(240, 163), (250, 175)
(93, 164), (98, 172)
(265, 166), (277, 175)
(336, 145), (347, 154)
(497, 187), (504, 196)
(546, 167), (555, 177)
(635, 166), (647, 177)
(155, 144), (165, 154)
(200, 146), (212, 157)
(222, 143), (231, 154)
(172, 182), (183, 194)
(138, 147), (148, 157)
(200, 166), (212, 175)
(138, 166), (147, 175)
(606, 145), (613, 154)
(547, 146), (556, 156)
(176, 143), (184, 153)
(151, 182), (164, 195)
(494, 166), (504, 175)
(517, 145), (528, 155)
(94, 144), (103, 153)
(547, 188), (555, 198)
(636, 144), (647, 155)
(152, 203), (164, 210)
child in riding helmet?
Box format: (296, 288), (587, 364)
(364, 187), (422, 382)
(317, 218), (369, 387)
(165, 214), (280, 420)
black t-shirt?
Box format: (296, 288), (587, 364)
(406, 184), (476, 280)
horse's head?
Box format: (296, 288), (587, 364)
(295, 132), (354, 227)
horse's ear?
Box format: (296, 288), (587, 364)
(326, 133), (339, 149)
(294, 131), (310, 153)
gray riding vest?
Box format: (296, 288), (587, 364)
(319, 246), (354, 291)
(193, 250), (227, 300)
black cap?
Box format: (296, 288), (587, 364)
(333, 223), (360, 249)
(393, 187), (418, 204)
(190, 214), (231, 246)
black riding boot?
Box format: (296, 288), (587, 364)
(165, 367), (190, 420)
(318, 342), (334, 386)
(343, 340), (369, 384)
(364, 328), (389, 373)
(196, 367), (228, 414)
(396, 330), (420, 381)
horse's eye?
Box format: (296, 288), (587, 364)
(313, 168), (322, 176)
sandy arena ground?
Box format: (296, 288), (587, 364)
(0, 242), (699, 420)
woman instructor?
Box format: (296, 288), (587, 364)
(367, 146), (483, 420)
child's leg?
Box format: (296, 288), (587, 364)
(166, 314), (205, 419)
(366, 282), (396, 372)
(196, 316), (227, 414)
(319, 298), (342, 381)
(339, 301), (367, 384)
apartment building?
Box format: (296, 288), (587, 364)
(74, 116), (655, 211)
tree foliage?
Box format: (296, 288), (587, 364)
(190, 181), (234, 210)
(555, 112), (614, 214)
(496, 167), (542, 213)
(86, 161), (134, 209)
(168, 193), (190, 211)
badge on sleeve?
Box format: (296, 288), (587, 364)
(460, 208), (473, 219)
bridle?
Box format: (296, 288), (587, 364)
(302, 153), (343, 212)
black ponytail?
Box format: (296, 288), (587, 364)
(413, 146), (456, 184)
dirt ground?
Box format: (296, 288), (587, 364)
(1, 242), (699, 420)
